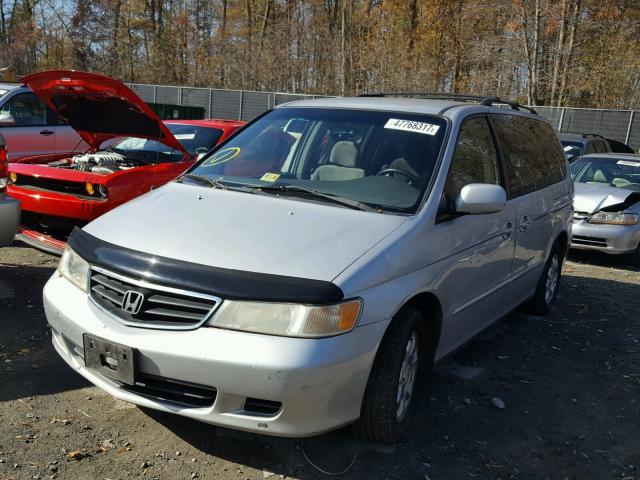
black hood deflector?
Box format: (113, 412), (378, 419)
(68, 228), (344, 305)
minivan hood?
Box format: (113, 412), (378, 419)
(83, 182), (408, 282)
(573, 182), (639, 214)
(21, 70), (186, 154)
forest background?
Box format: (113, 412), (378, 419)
(1, 0), (639, 108)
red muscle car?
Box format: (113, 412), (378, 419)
(7, 70), (244, 254)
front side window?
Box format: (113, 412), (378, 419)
(0, 92), (46, 126)
(185, 108), (448, 213)
(444, 116), (500, 201)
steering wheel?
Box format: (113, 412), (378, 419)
(377, 168), (419, 183)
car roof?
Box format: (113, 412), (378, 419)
(275, 96), (542, 119)
(580, 153), (640, 160)
(164, 119), (245, 129)
(0, 82), (23, 92)
(557, 132), (603, 141)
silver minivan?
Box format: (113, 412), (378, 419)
(43, 94), (572, 442)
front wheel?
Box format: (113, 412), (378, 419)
(354, 307), (429, 443)
(526, 243), (563, 315)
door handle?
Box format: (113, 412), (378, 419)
(39, 130), (54, 136)
(502, 221), (513, 240)
(519, 215), (531, 232)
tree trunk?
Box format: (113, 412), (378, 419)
(550, 0), (567, 105)
(557, 0), (580, 106)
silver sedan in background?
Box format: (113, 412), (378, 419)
(570, 153), (640, 265)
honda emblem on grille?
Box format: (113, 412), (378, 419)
(121, 290), (144, 315)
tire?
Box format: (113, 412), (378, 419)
(354, 307), (431, 443)
(629, 243), (640, 267)
(526, 242), (563, 315)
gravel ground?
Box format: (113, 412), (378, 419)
(0, 243), (638, 480)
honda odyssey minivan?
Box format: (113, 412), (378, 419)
(43, 94), (572, 442)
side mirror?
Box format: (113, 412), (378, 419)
(455, 183), (506, 215)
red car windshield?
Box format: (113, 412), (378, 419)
(110, 124), (223, 160)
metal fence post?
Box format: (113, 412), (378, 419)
(558, 107), (565, 131)
(626, 111), (635, 145)
(153, 85), (157, 103)
(238, 91), (244, 121)
(208, 89), (213, 119)
(178, 87), (183, 106)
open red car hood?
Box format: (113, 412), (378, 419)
(22, 70), (187, 154)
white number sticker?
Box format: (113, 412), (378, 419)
(616, 160), (640, 167)
(174, 133), (196, 140)
(384, 118), (440, 136)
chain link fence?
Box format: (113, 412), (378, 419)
(126, 83), (640, 151)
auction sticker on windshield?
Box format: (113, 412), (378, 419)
(617, 160), (640, 167)
(384, 119), (440, 135)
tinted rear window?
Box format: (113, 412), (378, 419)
(491, 114), (566, 197)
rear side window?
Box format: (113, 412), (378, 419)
(491, 114), (566, 197)
(444, 116), (500, 201)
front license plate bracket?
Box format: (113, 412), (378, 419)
(83, 334), (135, 385)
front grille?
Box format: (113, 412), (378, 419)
(89, 267), (221, 330)
(21, 211), (86, 240)
(572, 235), (608, 247)
(121, 373), (217, 408)
(13, 175), (90, 197)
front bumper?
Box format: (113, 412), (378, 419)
(43, 274), (386, 437)
(7, 185), (108, 221)
(571, 220), (640, 255)
(15, 226), (66, 255)
(0, 193), (20, 246)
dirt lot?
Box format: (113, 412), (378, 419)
(0, 243), (639, 480)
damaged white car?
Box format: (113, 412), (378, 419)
(570, 153), (640, 265)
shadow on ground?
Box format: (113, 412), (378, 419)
(0, 262), (90, 401)
(140, 269), (640, 479)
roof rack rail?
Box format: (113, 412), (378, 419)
(358, 92), (538, 115)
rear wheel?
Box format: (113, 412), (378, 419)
(354, 307), (431, 443)
(526, 243), (562, 315)
(630, 243), (640, 267)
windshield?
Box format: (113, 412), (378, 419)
(560, 140), (584, 161)
(570, 156), (640, 191)
(186, 108), (448, 213)
(111, 124), (223, 160)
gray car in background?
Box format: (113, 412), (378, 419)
(0, 83), (86, 158)
(0, 132), (20, 245)
(570, 153), (640, 264)
(43, 94), (572, 442)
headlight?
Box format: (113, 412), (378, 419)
(208, 299), (362, 338)
(58, 246), (90, 292)
(589, 212), (638, 225)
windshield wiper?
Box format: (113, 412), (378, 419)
(178, 174), (258, 193)
(249, 184), (380, 212)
